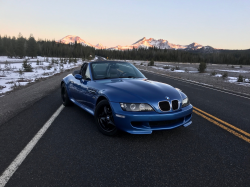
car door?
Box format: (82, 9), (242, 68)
(81, 64), (97, 110)
(70, 63), (88, 104)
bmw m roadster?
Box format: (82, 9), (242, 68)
(61, 61), (193, 136)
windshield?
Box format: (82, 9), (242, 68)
(91, 62), (145, 80)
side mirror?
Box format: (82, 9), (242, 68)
(74, 74), (83, 80)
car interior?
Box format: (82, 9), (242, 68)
(73, 62), (138, 80)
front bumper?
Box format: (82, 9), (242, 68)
(109, 102), (193, 134)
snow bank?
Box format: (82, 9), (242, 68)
(219, 70), (249, 73)
(0, 56), (86, 96)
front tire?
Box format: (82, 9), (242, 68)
(95, 100), (118, 136)
(61, 83), (72, 106)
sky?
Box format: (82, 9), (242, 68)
(0, 0), (249, 49)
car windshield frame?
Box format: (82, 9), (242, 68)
(90, 61), (146, 80)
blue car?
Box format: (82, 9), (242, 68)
(61, 61), (193, 136)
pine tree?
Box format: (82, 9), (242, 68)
(237, 74), (243, 82)
(198, 62), (207, 73)
(16, 33), (25, 58)
(0, 36), (3, 55)
(6, 42), (15, 58)
(22, 59), (33, 72)
(27, 34), (37, 58)
(11, 37), (17, 58)
(148, 59), (154, 66)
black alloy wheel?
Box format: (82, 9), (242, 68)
(61, 83), (72, 106)
(95, 100), (118, 136)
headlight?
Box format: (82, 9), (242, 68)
(182, 97), (190, 108)
(120, 103), (154, 112)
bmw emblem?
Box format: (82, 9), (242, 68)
(166, 97), (170, 100)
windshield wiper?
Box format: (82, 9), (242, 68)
(119, 76), (136, 78)
(96, 76), (136, 80)
(95, 77), (110, 80)
(96, 77), (119, 80)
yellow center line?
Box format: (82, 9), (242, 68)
(193, 106), (250, 138)
(193, 110), (250, 144)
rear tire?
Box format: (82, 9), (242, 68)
(61, 83), (72, 106)
(95, 100), (118, 136)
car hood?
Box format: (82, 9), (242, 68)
(95, 78), (183, 113)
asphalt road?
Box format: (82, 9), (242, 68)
(0, 60), (250, 186)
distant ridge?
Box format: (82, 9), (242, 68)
(57, 35), (105, 49)
(108, 37), (214, 51)
(57, 35), (215, 51)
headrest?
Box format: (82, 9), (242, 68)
(110, 64), (119, 68)
(109, 68), (118, 74)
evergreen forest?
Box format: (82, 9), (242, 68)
(0, 34), (250, 65)
(0, 34), (95, 60)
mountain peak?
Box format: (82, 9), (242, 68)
(57, 35), (94, 47)
(132, 37), (146, 45)
(108, 37), (206, 50)
(57, 35), (210, 51)
(192, 42), (201, 46)
(61, 35), (80, 40)
(95, 43), (106, 49)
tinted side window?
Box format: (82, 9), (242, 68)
(92, 63), (109, 79)
(81, 64), (87, 76)
(85, 66), (91, 79)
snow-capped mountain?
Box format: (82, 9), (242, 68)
(185, 42), (203, 50)
(57, 35), (214, 51)
(57, 35), (95, 47)
(57, 35), (106, 49)
(109, 37), (207, 50)
(95, 43), (106, 49)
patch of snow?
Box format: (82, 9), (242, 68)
(152, 67), (163, 70)
(232, 81), (250, 87)
(91, 56), (98, 61)
(227, 77), (238, 83)
(0, 56), (87, 96)
(189, 71), (199, 73)
(215, 74), (222, 77)
(174, 70), (185, 72)
(219, 70), (249, 73)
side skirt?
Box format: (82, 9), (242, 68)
(70, 98), (95, 116)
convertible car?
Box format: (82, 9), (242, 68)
(61, 61), (193, 136)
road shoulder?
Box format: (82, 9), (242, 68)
(0, 67), (80, 126)
(136, 65), (250, 96)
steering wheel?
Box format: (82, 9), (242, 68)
(119, 72), (135, 78)
(119, 72), (128, 77)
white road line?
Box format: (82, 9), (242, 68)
(141, 69), (250, 100)
(0, 105), (65, 187)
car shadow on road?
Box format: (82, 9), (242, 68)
(64, 104), (190, 143)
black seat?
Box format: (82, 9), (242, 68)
(109, 68), (119, 78)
